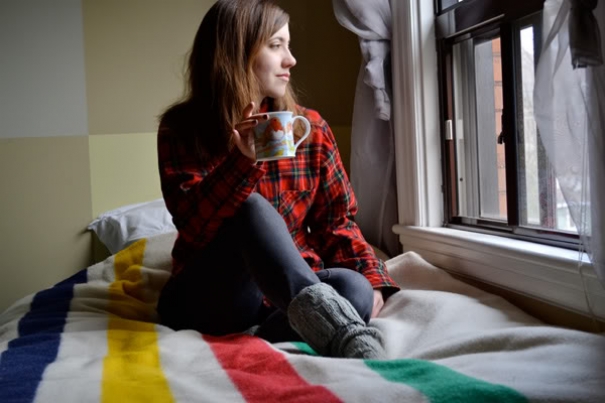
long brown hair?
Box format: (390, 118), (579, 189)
(160, 0), (299, 158)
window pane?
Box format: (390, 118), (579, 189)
(452, 35), (507, 222)
(519, 26), (540, 226)
(516, 23), (577, 233)
(443, 9), (580, 243)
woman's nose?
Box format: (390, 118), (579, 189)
(284, 49), (296, 68)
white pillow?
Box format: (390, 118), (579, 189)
(88, 199), (176, 254)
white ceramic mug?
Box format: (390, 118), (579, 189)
(253, 111), (311, 161)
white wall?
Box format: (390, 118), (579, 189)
(0, 0), (88, 139)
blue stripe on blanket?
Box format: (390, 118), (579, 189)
(0, 269), (88, 403)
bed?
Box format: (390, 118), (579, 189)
(1, 202), (605, 402)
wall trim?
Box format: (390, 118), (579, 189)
(391, 0), (442, 228)
(393, 225), (605, 320)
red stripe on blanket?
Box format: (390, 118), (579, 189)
(204, 335), (342, 403)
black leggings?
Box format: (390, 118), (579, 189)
(157, 193), (374, 342)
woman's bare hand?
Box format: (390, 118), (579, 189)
(371, 289), (384, 318)
(232, 102), (268, 161)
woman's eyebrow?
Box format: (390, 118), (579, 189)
(270, 36), (289, 42)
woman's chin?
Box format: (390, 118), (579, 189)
(263, 88), (288, 100)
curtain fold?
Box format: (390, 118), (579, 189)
(332, 0), (399, 257)
(534, 0), (605, 287)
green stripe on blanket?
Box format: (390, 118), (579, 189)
(291, 341), (318, 356)
(366, 359), (528, 403)
(290, 342), (527, 403)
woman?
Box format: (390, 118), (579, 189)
(157, 0), (399, 359)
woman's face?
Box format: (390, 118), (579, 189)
(253, 23), (296, 100)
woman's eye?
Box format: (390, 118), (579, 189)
(270, 43), (281, 49)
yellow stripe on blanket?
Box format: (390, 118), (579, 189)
(102, 240), (174, 403)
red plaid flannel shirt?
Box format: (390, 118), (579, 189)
(157, 105), (399, 293)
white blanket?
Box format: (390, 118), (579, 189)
(1, 232), (604, 402)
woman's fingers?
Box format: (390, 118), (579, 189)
(231, 102), (269, 162)
(234, 113), (269, 134)
(242, 102), (256, 119)
(234, 119), (259, 131)
(371, 290), (384, 318)
(251, 113), (269, 121)
(240, 100), (269, 125)
(232, 129), (256, 161)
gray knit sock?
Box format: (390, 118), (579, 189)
(288, 282), (386, 359)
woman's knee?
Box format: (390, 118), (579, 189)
(237, 192), (289, 234)
(316, 268), (374, 323)
(238, 193), (272, 217)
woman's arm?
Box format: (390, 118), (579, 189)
(158, 126), (265, 250)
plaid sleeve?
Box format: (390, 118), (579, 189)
(307, 119), (399, 293)
(158, 126), (265, 250)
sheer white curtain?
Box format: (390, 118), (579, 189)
(331, 0), (400, 257)
(534, 0), (605, 287)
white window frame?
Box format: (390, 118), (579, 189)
(390, 0), (604, 319)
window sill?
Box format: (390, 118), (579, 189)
(392, 225), (605, 320)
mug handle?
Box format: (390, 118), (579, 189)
(292, 116), (311, 149)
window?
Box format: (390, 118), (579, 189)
(435, 0), (579, 248)
(392, 0), (600, 322)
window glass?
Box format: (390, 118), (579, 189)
(517, 23), (577, 232)
(452, 35), (507, 222)
(448, 16), (578, 236)
(439, 1), (578, 245)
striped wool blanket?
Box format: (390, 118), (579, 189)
(1, 232), (604, 403)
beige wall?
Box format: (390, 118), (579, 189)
(277, 0), (361, 171)
(89, 133), (162, 218)
(276, 0), (360, 125)
(84, 0), (216, 218)
(0, 137), (92, 310)
(83, 0), (212, 135)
